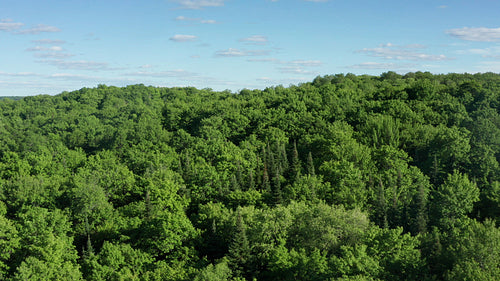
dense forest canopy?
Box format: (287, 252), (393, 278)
(0, 72), (499, 280)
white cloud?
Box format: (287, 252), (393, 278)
(0, 19), (24, 31)
(379, 42), (394, 47)
(382, 43), (425, 49)
(346, 62), (417, 70)
(247, 58), (280, 63)
(32, 39), (66, 45)
(278, 66), (317, 75)
(239, 35), (269, 45)
(175, 16), (217, 24)
(0, 71), (40, 77)
(247, 58), (322, 67)
(125, 69), (198, 78)
(446, 27), (500, 42)
(476, 61), (500, 72)
(26, 46), (63, 52)
(456, 46), (500, 58)
(38, 59), (113, 70)
(124, 69), (224, 84)
(27, 45), (73, 59)
(49, 73), (97, 80)
(0, 80), (52, 88)
(247, 58), (322, 75)
(0, 71), (96, 82)
(272, 0), (329, 2)
(16, 24), (61, 34)
(257, 77), (273, 81)
(169, 34), (198, 42)
(175, 16), (191, 21)
(215, 48), (270, 57)
(216, 48), (246, 57)
(287, 60), (322, 67)
(34, 52), (74, 59)
(358, 44), (450, 61)
(256, 76), (312, 86)
(171, 0), (226, 9)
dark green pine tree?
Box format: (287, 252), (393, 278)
(183, 151), (193, 183)
(267, 143), (276, 179)
(375, 179), (388, 229)
(248, 169), (255, 190)
(236, 160), (244, 188)
(145, 188), (152, 219)
(278, 141), (289, 173)
(81, 234), (97, 279)
(262, 162), (270, 192)
(229, 210), (251, 279)
(307, 151), (315, 176)
(388, 169), (402, 226)
(256, 155), (262, 188)
(262, 146), (271, 192)
(423, 227), (444, 278)
(231, 174), (240, 191)
(412, 183), (428, 234)
(177, 158), (183, 177)
(272, 165), (283, 205)
(430, 154), (442, 185)
(291, 140), (301, 181)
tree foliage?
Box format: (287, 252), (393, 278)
(1, 73), (499, 279)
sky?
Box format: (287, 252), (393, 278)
(1, 0), (499, 96)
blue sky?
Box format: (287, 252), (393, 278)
(1, 0), (499, 96)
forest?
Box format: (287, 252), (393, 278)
(0, 72), (499, 280)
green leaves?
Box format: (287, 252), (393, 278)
(0, 73), (500, 280)
(84, 242), (153, 281)
(444, 219), (500, 280)
(431, 171), (479, 229)
(14, 207), (82, 280)
(0, 208), (20, 277)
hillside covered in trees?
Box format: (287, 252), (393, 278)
(1, 72), (499, 280)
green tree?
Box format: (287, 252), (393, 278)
(444, 219), (500, 280)
(13, 207), (82, 280)
(0, 201), (20, 278)
(431, 171), (479, 229)
(194, 258), (233, 281)
(228, 210), (251, 279)
(135, 167), (196, 256)
(84, 242), (153, 280)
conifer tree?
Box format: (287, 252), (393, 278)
(307, 151), (315, 176)
(375, 179), (388, 228)
(231, 174), (240, 191)
(183, 151), (193, 182)
(262, 146), (271, 192)
(273, 165), (283, 205)
(236, 160), (243, 188)
(229, 210), (251, 279)
(266, 143), (276, 179)
(291, 140), (301, 181)
(415, 183), (428, 234)
(262, 162), (270, 192)
(278, 141), (289, 173)
(248, 170), (255, 190)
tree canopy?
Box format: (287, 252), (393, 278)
(1, 72), (499, 280)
